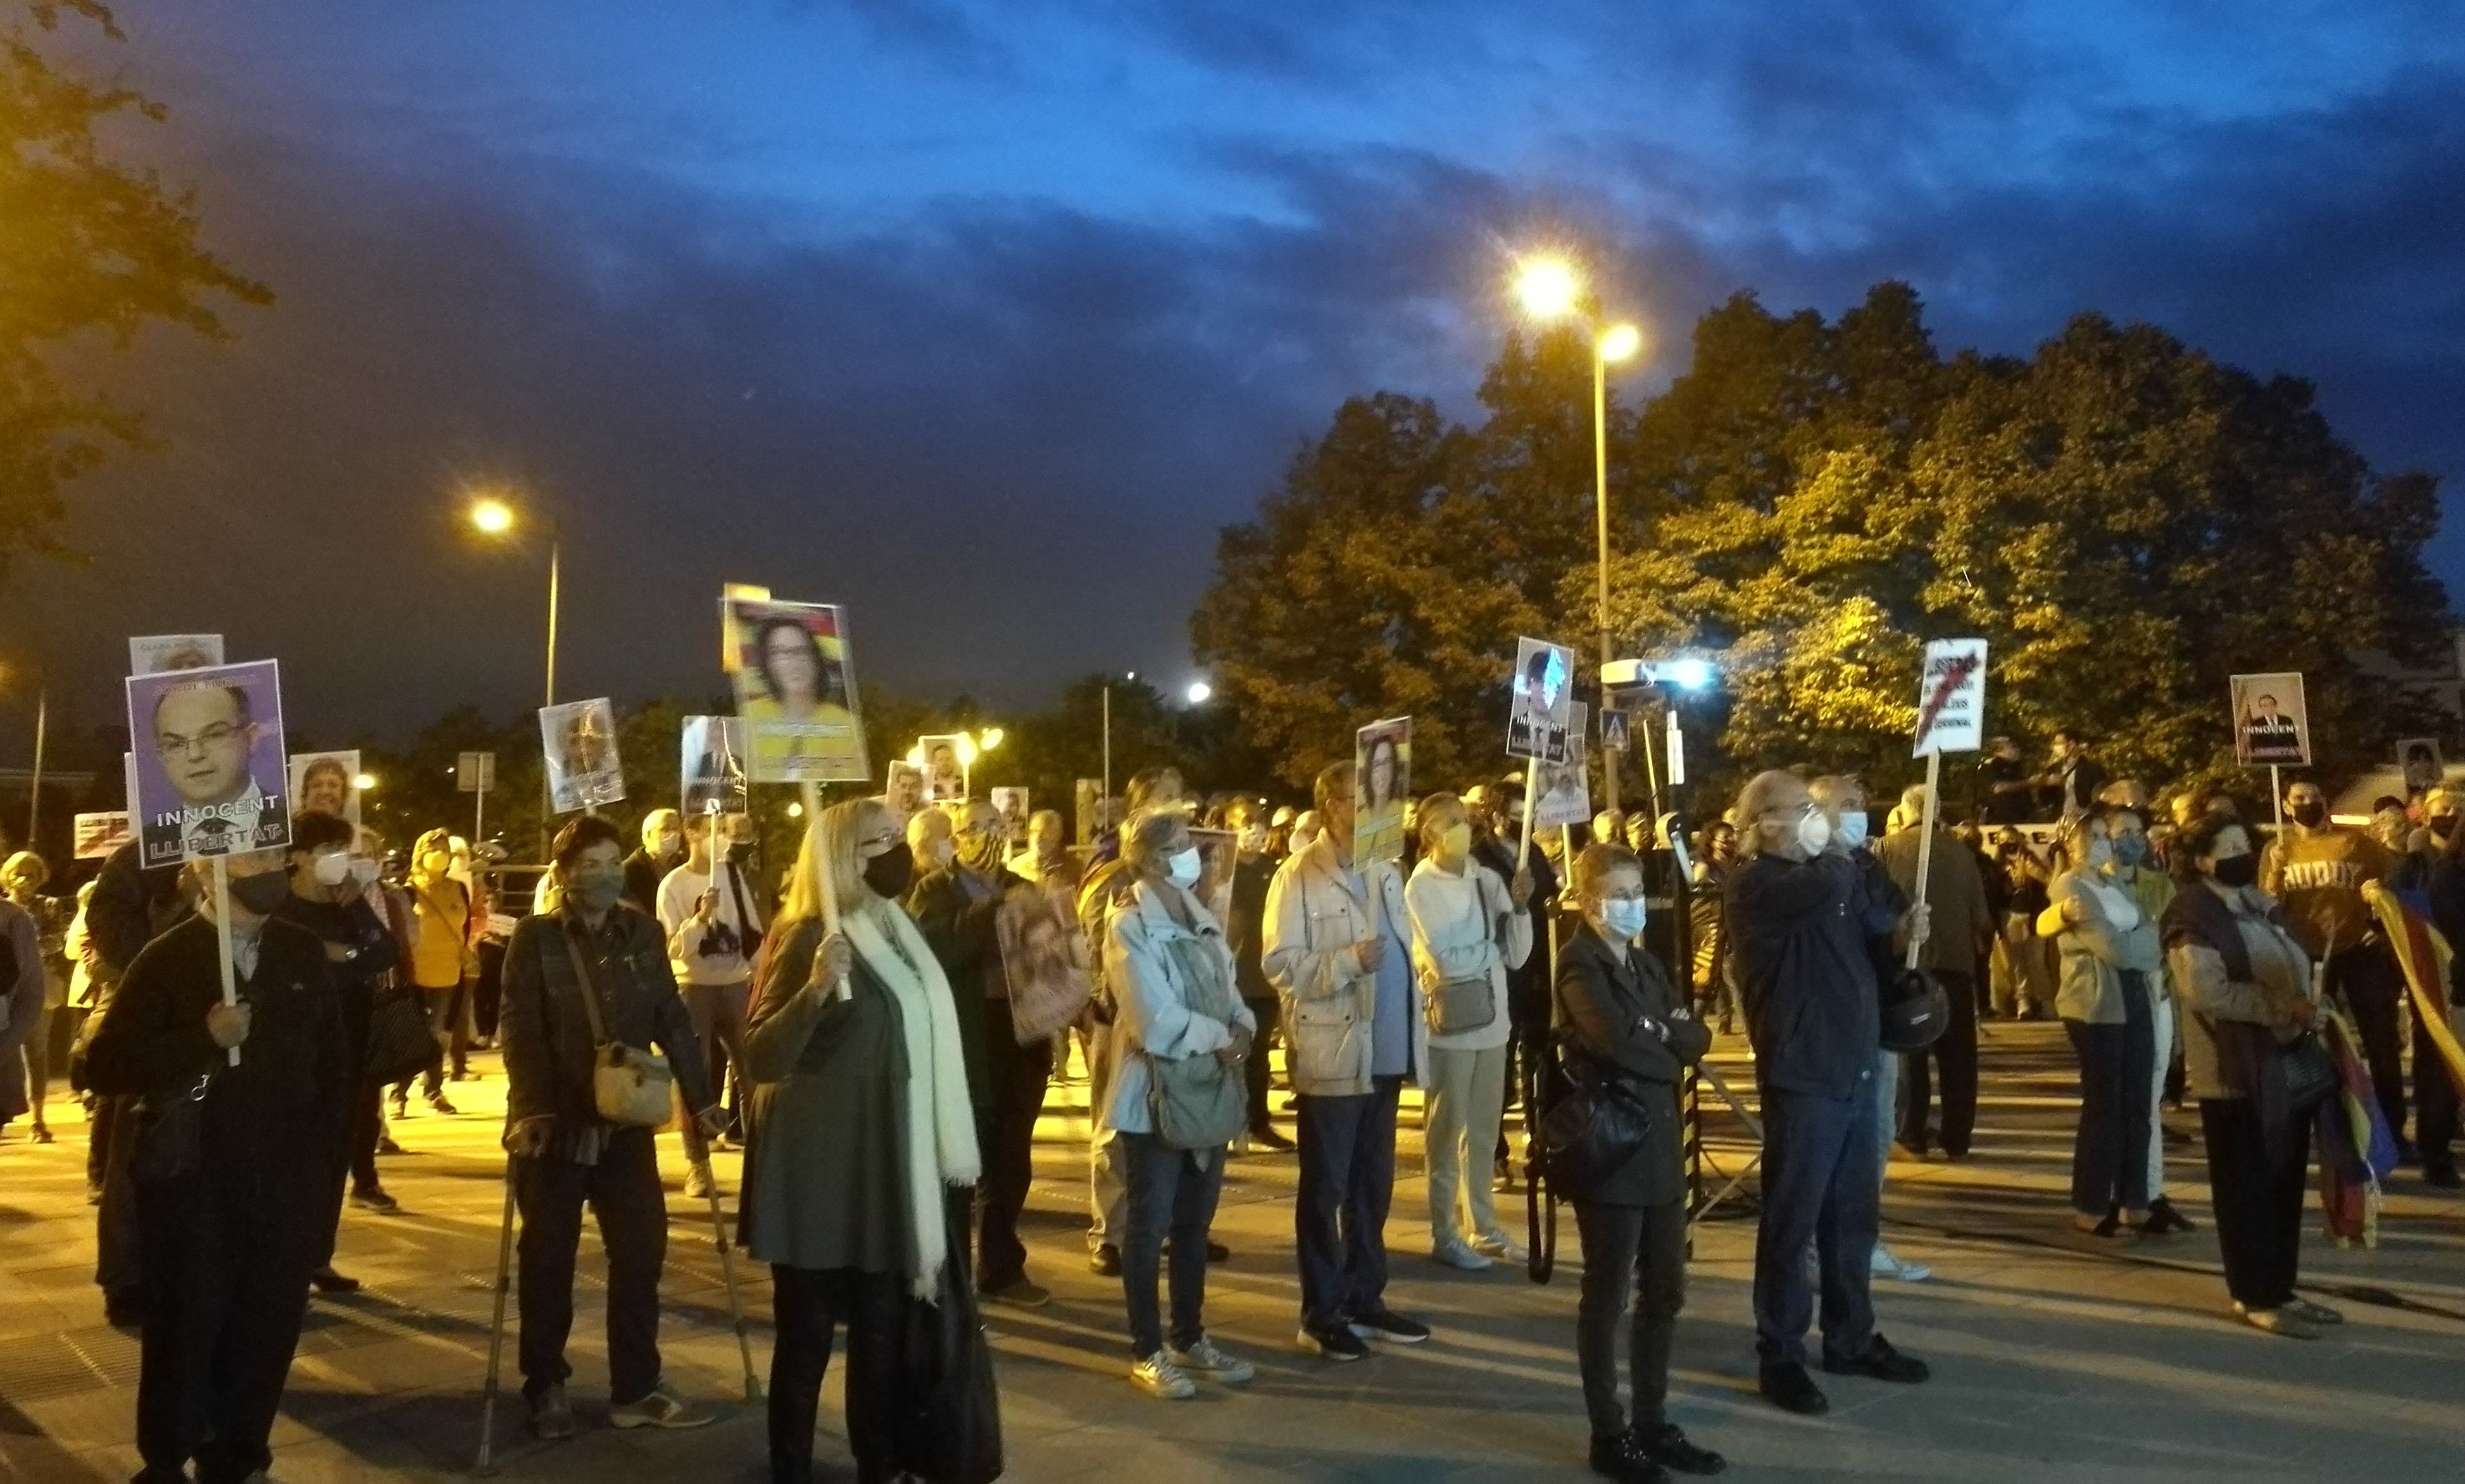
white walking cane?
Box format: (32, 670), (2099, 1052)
(474, 1152), (519, 1475)
(686, 1120), (765, 1404)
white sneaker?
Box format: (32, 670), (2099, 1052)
(1432, 1240), (1493, 1271)
(684, 1164), (715, 1200)
(1470, 1230), (1526, 1264)
(1165, 1336), (1255, 1383)
(1871, 1244), (1932, 1282)
(1131, 1350), (1196, 1399)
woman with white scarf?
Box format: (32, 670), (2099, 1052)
(2038, 808), (2163, 1236)
(1101, 807), (1257, 1400)
(741, 799), (981, 1484)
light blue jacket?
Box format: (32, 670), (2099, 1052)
(1099, 878), (1255, 1135)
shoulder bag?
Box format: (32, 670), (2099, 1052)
(1533, 1036), (1653, 1197)
(364, 985), (437, 1085)
(560, 928), (673, 1127)
(1423, 873), (1502, 1036)
(1148, 930), (1248, 1151)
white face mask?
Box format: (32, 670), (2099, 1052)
(932, 839), (957, 868)
(1167, 847), (1203, 888)
(1796, 811), (1833, 857)
(2084, 837), (2114, 873)
(1836, 811), (1869, 850)
(311, 851), (353, 888)
(349, 858), (380, 890)
(1600, 898), (1648, 942)
(1238, 825), (1269, 854)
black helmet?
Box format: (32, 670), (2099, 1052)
(1878, 966), (1949, 1053)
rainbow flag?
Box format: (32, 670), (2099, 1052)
(2362, 883), (2465, 1098)
(2316, 1002), (2392, 1248)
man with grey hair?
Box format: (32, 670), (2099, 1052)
(1729, 770), (1933, 1416)
(1807, 775), (1932, 1285)
(1874, 782), (1993, 1161)
(1265, 759), (1427, 1360)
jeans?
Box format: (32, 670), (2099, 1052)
(1085, 1011), (1127, 1249)
(976, 996), (1054, 1290)
(2198, 1097), (2307, 1309)
(1119, 1130), (1226, 1357)
(513, 1127), (669, 1404)
(1898, 968), (1979, 1155)
(1295, 1078), (1400, 1330)
(767, 1264), (905, 1484)
(2324, 944), (2406, 1144)
(2064, 977), (2155, 1216)
(417, 979), (469, 1094)
(1752, 1084), (1879, 1366)
(675, 980), (750, 1135)
(1426, 1045), (1508, 1246)
(1574, 1197), (1687, 1438)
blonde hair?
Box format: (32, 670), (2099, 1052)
(1733, 770), (1804, 858)
(2, 851), (46, 890)
(1417, 792), (1466, 848)
(781, 797), (887, 923)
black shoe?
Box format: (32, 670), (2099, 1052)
(1589, 1431), (1667, 1483)
(1249, 1125), (1295, 1152)
(1089, 1244), (1121, 1277)
(1347, 1306), (1430, 1344)
(1758, 1361), (1828, 1416)
(1207, 1239), (1231, 1263)
(1822, 1334), (1930, 1383)
(2141, 1197), (2197, 1235)
(2424, 1162), (2461, 1190)
(103, 1291), (143, 1330)
(311, 1266), (362, 1295)
(1296, 1323), (1367, 1362)
(349, 1185), (400, 1214)
(1633, 1423), (1726, 1476)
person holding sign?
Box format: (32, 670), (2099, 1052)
(1726, 771), (1933, 1416)
(498, 816), (724, 1439)
(82, 846), (348, 1484)
(1874, 785), (1994, 1159)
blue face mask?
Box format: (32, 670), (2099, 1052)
(1600, 898), (1648, 942)
(2112, 833), (2148, 868)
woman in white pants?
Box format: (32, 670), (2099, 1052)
(1406, 793), (1534, 1269)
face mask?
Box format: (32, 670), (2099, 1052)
(349, 858), (380, 890)
(563, 866), (625, 914)
(1795, 811), (1832, 857)
(311, 852), (353, 887)
(655, 832), (682, 859)
(2435, 814), (2459, 840)
(2083, 838), (2114, 873)
(229, 871), (292, 916)
(1238, 825), (1269, 854)
(1166, 847), (1203, 888)
(727, 839), (756, 865)
(1600, 898), (1647, 942)
(931, 838), (958, 868)
(1439, 823), (1472, 859)
(862, 847), (915, 901)
(958, 831), (1004, 870)
(2112, 834), (2148, 868)
(2291, 802), (2326, 829)
(1835, 811), (1869, 850)
(2209, 853), (2260, 890)
(420, 851), (451, 876)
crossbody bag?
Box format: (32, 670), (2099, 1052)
(560, 928), (673, 1126)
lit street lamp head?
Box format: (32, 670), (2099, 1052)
(1186, 681), (1213, 706)
(467, 497), (516, 536)
(1512, 256), (1582, 321)
(1598, 322), (1643, 364)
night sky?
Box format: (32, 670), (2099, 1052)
(6, 1), (2461, 749)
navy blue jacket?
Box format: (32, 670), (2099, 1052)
(1727, 850), (1900, 1097)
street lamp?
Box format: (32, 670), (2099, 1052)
(351, 771), (379, 792)
(1510, 252), (1645, 811)
(465, 486), (563, 853)
(1185, 680), (1212, 706)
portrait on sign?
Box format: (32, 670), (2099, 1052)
(289, 750), (361, 825)
(129, 634), (223, 677)
(682, 716), (749, 818)
(722, 597), (869, 784)
(918, 735), (968, 802)
(991, 787), (1031, 846)
(1507, 638), (1576, 762)
(541, 698), (625, 813)
(1352, 718), (1411, 863)
(2398, 738), (2443, 795)
(2230, 673), (2311, 767)
(1533, 702), (1593, 830)
(127, 659), (291, 869)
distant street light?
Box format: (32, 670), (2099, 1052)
(1512, 256), (1583, 320)
(467, 497), (515, 536)
(352, 771), (379, 792)
(463, 484), (563, 854)
(1186, 681), (1213, 706)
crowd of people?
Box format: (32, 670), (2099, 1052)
(3, 724), (2460, 1484)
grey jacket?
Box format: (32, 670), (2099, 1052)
(2038, 870), (2162, 1025)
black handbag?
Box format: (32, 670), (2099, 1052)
(1533, 1038), (1653, 1198)
(363, 986), (436, 1085)
(132, 1071), (213, 1183)
(897, 1204), (1005, 1483)
(2276, 1030), (2340, 1116)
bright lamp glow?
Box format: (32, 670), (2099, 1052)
(1512, 256), (1583, 320)
(467, 497), (515, 536)
(956, 735), (979, 767)
(351, 772), (378, 791)
(786, 801), (803, 819)
(977, 727), (1005, 752)
(1598, 323), (1643, 363)
(1186, 681), (1213, 705)
(1667, 658), (1715, 690)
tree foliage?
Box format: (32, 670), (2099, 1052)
(1195, 280), (2450, 802)
(0, 1), (270, 581)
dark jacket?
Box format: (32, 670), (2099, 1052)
(1226, 853), (1276, 1003)
(498, 902), (715, 1140)
(903, 864), (1002, 1116)
(622, 848), (675, 916)
(271, 893), (401, 1069)
(1728, 851), (1895, 1097)
(1555, 925), (1710, 1206)
(87, 840), (190, 979)
(84, 914), (348, 1183)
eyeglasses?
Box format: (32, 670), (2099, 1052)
(1595, 889), (1647, 905)
(156, 723), (243, 759)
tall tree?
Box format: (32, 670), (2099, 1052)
(0, 1), (269, 581)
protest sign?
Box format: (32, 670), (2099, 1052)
(73, 811), (130, 860)
(129, 633), (223, 676)
(1506, 637), (1576, 762)
(2230, 672), (2311, 766)
(1912, 639), (1988, 758)
(1352, 718), (1412, 863)
(2399, 738), (2445, 794)
(540, 698), (625, 813)
(1075, 778), (1105, 846)
(288, 749), (362, 825)
(996, 883), (1093, 1043)
(721, 596), (869, 783)
(917, 735), (968, 802)
(682, 715), (749, 818)
(1533, 702), (1593, 830)
(127, 659), (291, 868)
(991, 787), (1030, 846)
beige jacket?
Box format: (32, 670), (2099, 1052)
(1262, 835), (1422, 1095)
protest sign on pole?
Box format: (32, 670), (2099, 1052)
(1907, 639), (1988, 970)
(1505, 637), (1576, 763)
(2230, 672), (2311, 767)
(722, 596), (869, 785)
(916, 735), (968, 802)
(539, 698), (624, 813)
(1533, 702), (1593, 830)
(129, 633), (223, 676)
(1353, 717), (1411, 864)
(991, 787), (1030, 847)
(288, 749), (362, 825)
(73, 811), (130, 860)
(682, 716), (749, 818)
(2399, 738), (2445, 795)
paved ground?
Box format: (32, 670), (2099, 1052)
(3, 1021), (2461, 1483)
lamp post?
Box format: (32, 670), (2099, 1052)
(1511, 254), (1643, 813)
(467, 492), (562, 854)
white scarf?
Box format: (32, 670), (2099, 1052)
(843, 899), (982, 1299)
